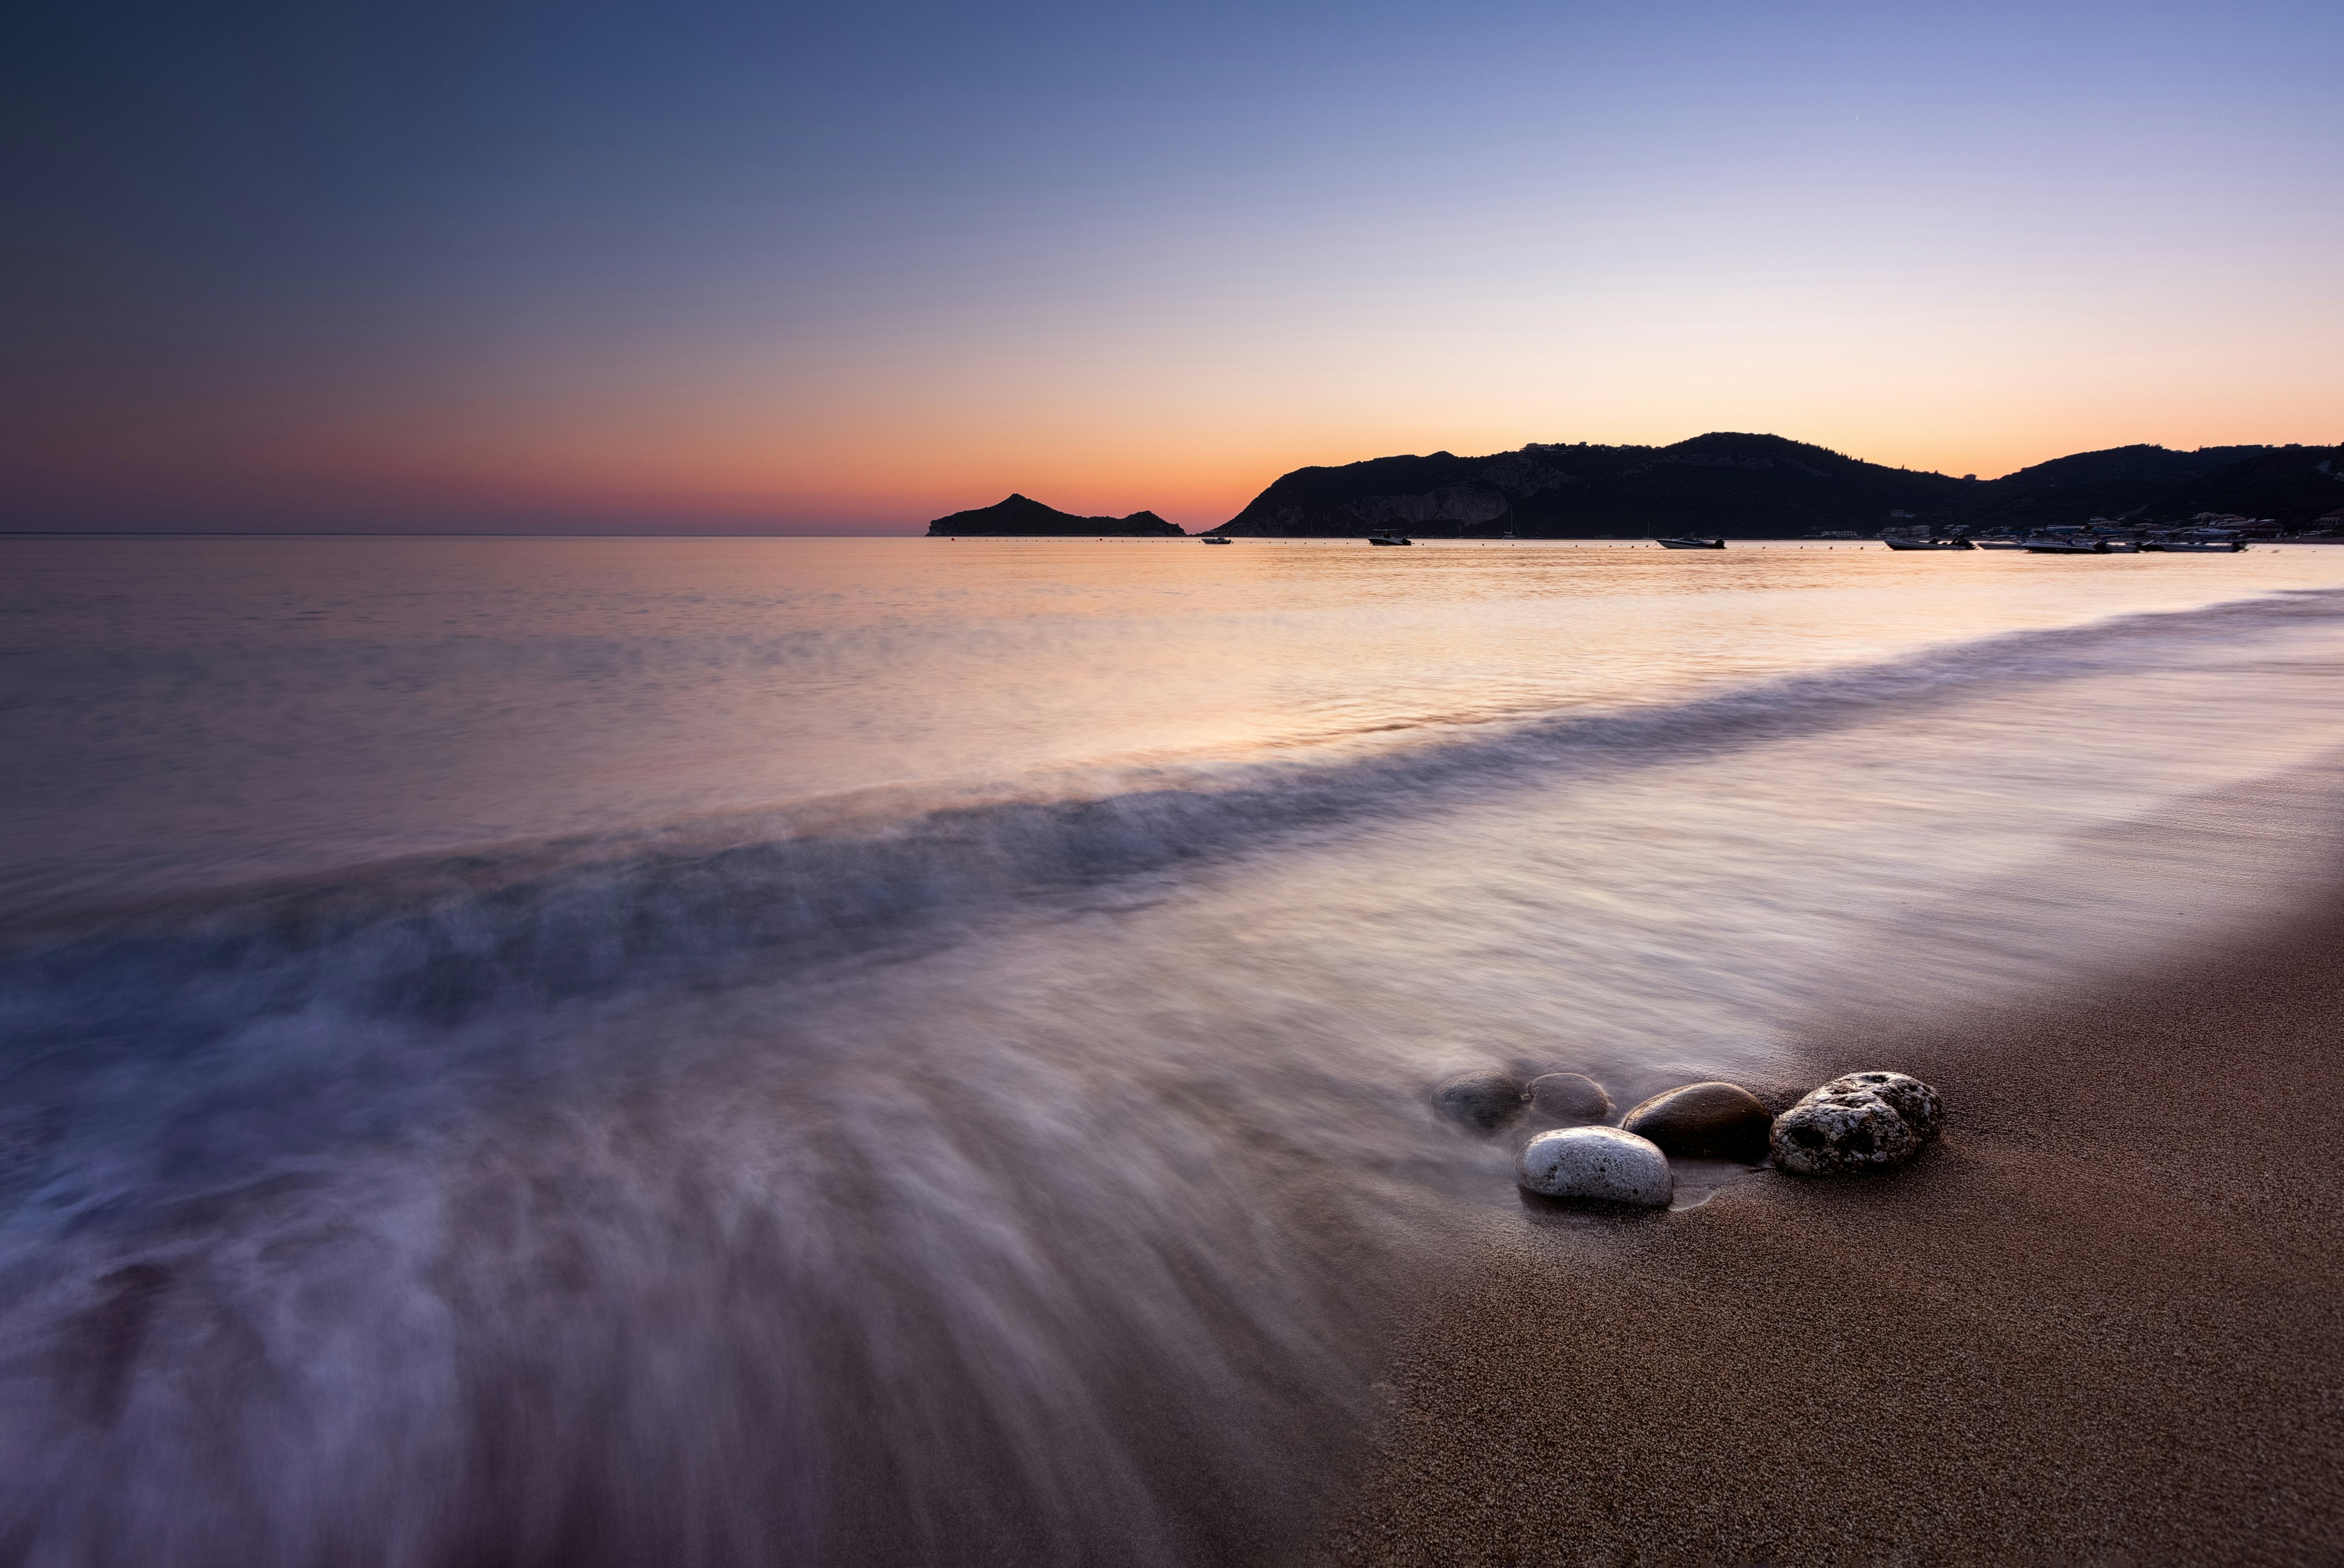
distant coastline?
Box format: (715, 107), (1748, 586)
(1199, 433), (2344, 540)
(935, 433), (2343, 541)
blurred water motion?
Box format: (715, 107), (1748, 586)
(7, 538), (2344, 1564)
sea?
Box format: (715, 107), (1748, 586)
(7, 535), (2344, 1566)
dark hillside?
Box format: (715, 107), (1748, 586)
(1998, 444), (2264, 488)
(2144, 447), (2344, 526)
(1211, 433), (1965, 538)
(1951, 444), (2270, 530)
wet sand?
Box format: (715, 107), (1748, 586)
(1316, 890), (2344, 1566)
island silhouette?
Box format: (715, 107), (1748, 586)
(934, 434), (2343, 538)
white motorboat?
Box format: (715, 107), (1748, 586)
(2022, 528), (2109, 554)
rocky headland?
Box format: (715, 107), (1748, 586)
(927, 493), (1185, 536)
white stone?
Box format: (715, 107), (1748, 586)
(1516, 1126), (1673, 1206)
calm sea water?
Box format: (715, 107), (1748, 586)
(7, 536), (2344, 1565)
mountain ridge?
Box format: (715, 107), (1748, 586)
(1202, 433), (2343, 538)
(924, 436), (2344, 540)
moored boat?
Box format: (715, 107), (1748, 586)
(2152, 530), (2246, 553)
(2022, 528), (2109, 554)
(1654, 537), (1725, 549)
(1366, 530), (1413, 546)
(1199, 536), (1232, 544)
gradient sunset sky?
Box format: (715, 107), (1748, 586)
(6, 0), (2339, 534)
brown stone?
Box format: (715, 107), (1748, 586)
(1618, 1080), (1772, 1161)
(1431, 1070), (1525, 1132)
(1525, 1072), (1612, 1123)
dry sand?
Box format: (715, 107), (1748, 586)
(1314, 894), (2344, 1566)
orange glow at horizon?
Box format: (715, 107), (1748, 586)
(18, 335), (2337, 532)
(11, 219), (2338, 532)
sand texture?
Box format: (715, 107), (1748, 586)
(1317, 897), (2344, 1566)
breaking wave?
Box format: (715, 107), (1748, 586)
(7, 588), (2338, 1043)
(4, 585), (2343, 1567)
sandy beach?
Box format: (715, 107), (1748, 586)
(1318, 887), (2344, 1566)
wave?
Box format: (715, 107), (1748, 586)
(6, 587), (2339, 1046)
(4, 586), (2342, 1567)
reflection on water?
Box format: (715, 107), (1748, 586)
(6, 538), (2344, 1563)
(11, 536), (2344, 912)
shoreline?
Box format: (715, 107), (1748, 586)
(1314, 878), (2344, 1565)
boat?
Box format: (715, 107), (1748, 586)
(1367, 531), (1413, 546)
(2153, 530), (2245, 553)
(1971, 537), (2025, 550)
(1880, 535), (1974, 551)
(1199, 536), (1232, 545)
(1654, 537), (1725, 549)
(2021, 533), (2109, 554)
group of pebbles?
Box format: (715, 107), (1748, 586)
(1434, 1067), (1945, 1207)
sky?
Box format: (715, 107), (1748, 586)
(4, 0), (2340, 534)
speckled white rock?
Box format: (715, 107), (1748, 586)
(1517, 1126), (1673, 1206)
(1769, 1071), (1942, 1175)
(1816, 1071), (1943, 1142)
